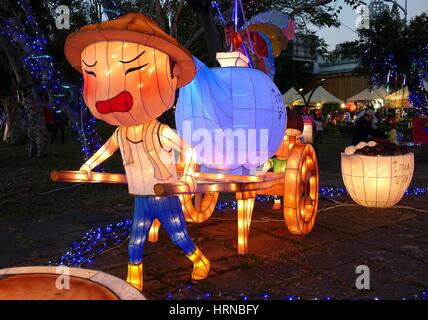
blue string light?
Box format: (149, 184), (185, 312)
(51, 183), (428, 300)
(211, 1), (226, 24)
(52, 185), (428, 268)
(164, 287), (428, 301)
(0, 3), (102, 160)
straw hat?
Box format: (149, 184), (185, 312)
(64, 13), (195, 88)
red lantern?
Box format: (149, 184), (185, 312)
(347, 102), (356, 113)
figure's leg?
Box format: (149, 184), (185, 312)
(148, 218), (161, 243)
(156, 196), (210, 280)
(272, 195), (282, 210)
(127, 197), (152, 291)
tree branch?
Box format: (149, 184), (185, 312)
(155, 0), (167, 30)
(289, 0), (334, 17)
(171, 0), (185, 38)
(184, 7), (231, 49)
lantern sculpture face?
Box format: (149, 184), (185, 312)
(341, 153), (414, 208)
(176, 57), (286, 174)
(81, 41), (177, 127)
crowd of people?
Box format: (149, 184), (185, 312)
(302, 106), (409, 153)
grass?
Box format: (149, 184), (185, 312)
(1, 124), (424, 220)
(0, 123), (132, 219)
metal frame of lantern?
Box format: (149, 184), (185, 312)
(51, 129), (319, 255)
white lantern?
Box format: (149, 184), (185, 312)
(302, 116), (313, 143)
(216, 51), (249, 68)
(341, 153), (414, 208)
(176, 57), (286, 175)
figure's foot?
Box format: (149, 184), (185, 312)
(272, 199), (282, 210)
(126, 263), (143, 291)
(186, 247), (210, 280)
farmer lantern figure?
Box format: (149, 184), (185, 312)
(64, 13), (210, 291)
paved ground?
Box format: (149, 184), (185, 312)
(0, 137), (427, 300)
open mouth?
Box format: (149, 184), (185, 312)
(95, 91), (133, 114)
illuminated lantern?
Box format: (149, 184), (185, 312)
(0, 266), (145, 300)
(216, 51), (249, 68)
(347, 102), (356, 112)
(176, 56), (286, 175)
(274, 109), (303, 160)
(64, 13), (210, 292)
(302, 115), (313, 143)
(341, 152), (414, 207)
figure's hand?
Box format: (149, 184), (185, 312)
(180, 175), (197, 193)
(261, 162), (271, 174)
(79, 164), (92, 180)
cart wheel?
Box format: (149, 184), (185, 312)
(283, 143), (319, 235)
(179, 192), (219, 223)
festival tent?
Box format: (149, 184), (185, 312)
(346, 88), (389, 102)
(384, 87), (411, 108)
(293, 85), (344, 106)
(282, 87), (302, 105)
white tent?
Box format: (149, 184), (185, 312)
(282, 87), (302, 105)
(294, 85), (344, 106)
(384, 87), (411, 108)
(347, 88), (389, 103)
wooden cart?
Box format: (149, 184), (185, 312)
(51, 136), (318, 255)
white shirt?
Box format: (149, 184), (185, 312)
(118, 129), (178, 195)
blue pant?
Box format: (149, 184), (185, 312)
(128, 196), (196, 264)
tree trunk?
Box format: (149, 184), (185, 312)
(1, 84), (26, 145)
(0, 35), (48, 157)
(187, 0), (220, 66)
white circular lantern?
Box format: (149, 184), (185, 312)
(341, 152), (414, 208)
(176, 57), (286, 174)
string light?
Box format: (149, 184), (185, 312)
(211, 1), (226, 24)
(0, 2), (102, 160)
(163, 286), (428, 301)
(408, 44), (428, 111)
(51, 185), (428, 268)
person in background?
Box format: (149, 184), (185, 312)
(51, 110), (66, 144)
(313, 112), (324, 153)
(345, 111), (352, 125)
(43, 106), (54, 133)
(325, 112), (332, 125)
(352, 109), (381, 145)
(387, 118), (398, 145)
(412, 113), (428, 145)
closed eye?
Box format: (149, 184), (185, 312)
(125, 63), (148, 75)
(84, 69), (96, 78)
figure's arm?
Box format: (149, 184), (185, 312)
(159, 125), (197, 192)
(79, 129), (119, 179)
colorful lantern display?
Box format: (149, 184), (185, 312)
(63, 13), (210, 291)
(341, 142), (414, 208)
(263, 108), (304, 210)
(175, 57), (286, 175)
(302, 116), (313, 143)
(0, 266), (145, 300)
